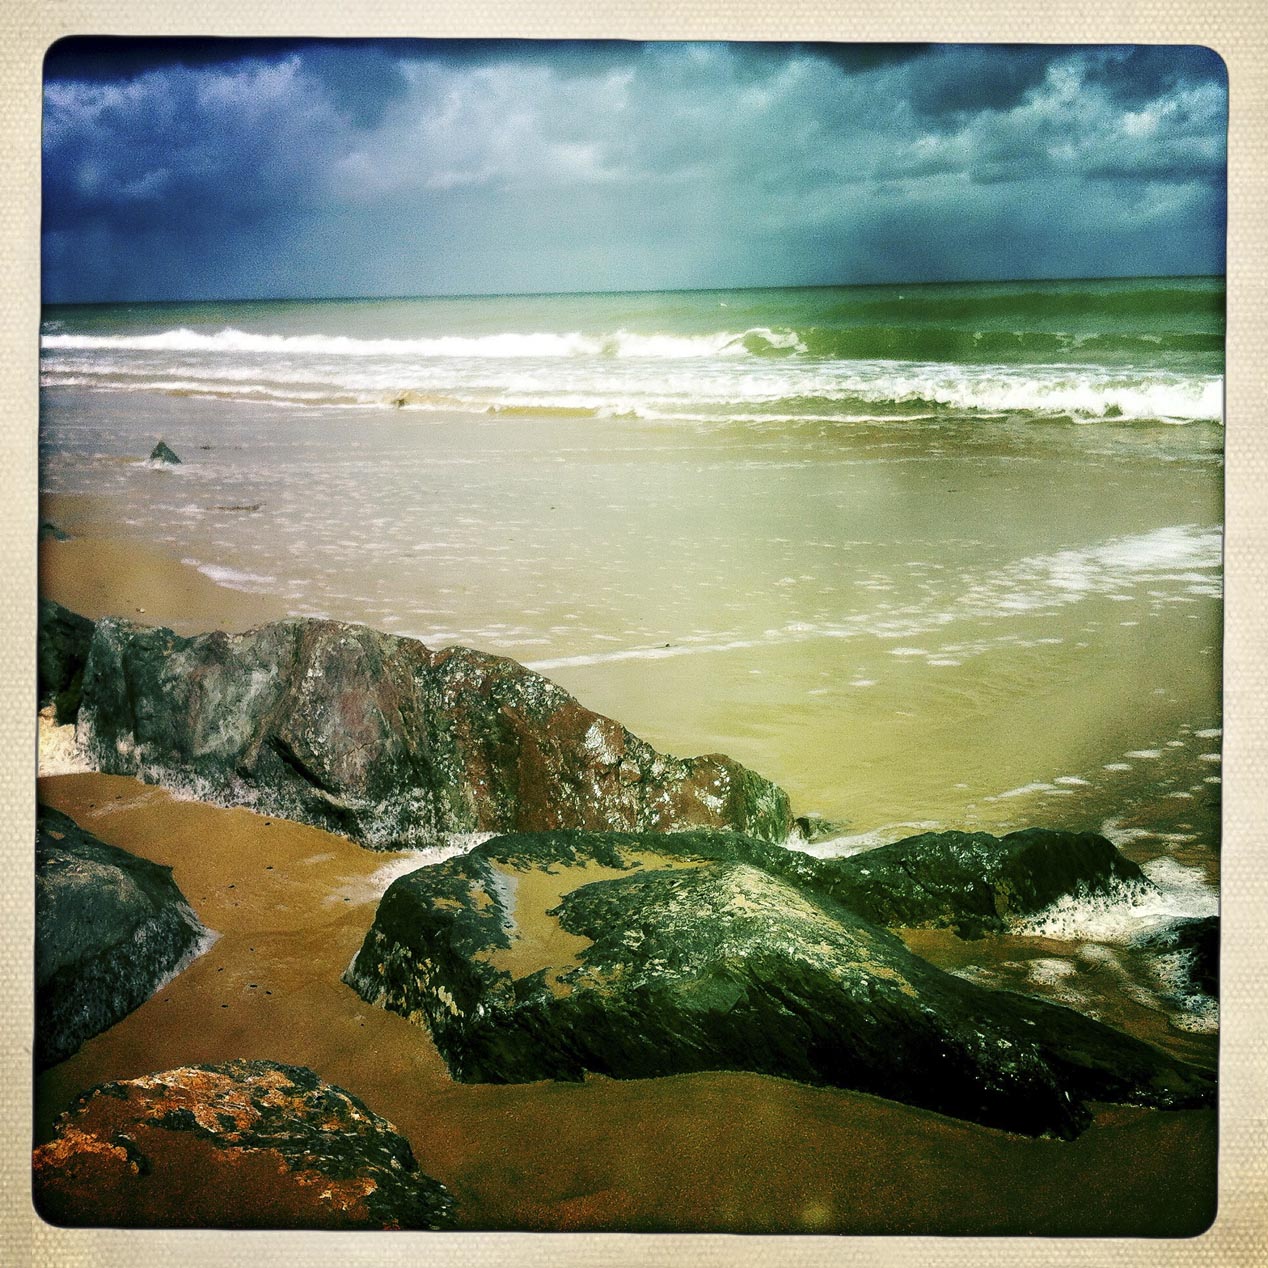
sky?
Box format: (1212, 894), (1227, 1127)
(41, 39), (1228, 303)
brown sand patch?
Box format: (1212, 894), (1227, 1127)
(481, 853), (704, 988)
(39, 530), (291, 635)
(33, 774), (1215, 1235)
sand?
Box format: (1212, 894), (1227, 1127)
(34, 772), (1216, 1236)
(39, 532), (291, 636)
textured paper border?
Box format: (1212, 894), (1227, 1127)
(3, 4), (1264, 1265)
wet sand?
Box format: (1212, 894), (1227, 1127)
(35, 772), (1216, 1236)
(40, 497), (290, 635)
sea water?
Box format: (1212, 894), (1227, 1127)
(39, 276), (1223, 1039)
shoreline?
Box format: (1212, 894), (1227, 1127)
(40, 499), (294, 636)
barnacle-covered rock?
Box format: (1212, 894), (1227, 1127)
(33, 1060), (455, 1230)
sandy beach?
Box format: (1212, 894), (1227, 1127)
(34, 278), (1223, 1236)
(40, 494), (293, 634)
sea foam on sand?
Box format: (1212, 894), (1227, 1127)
(37, 708), (90, 776)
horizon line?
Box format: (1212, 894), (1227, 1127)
(42, 271), (1226, 309)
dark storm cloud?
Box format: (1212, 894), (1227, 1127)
(1081, 45), (1227, 106)
(41, 40), (1228, 302)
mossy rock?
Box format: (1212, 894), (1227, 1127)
(346, 829), (1213, 1139)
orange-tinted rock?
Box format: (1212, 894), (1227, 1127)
(33, 1060), (454, 1230)
(69, 608), (791, 849)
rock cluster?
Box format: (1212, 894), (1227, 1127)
(33, 1060), (455, 1229)
(36, 602), (1216, 1157)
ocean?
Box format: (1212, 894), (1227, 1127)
(39, 275), (1223, 1044)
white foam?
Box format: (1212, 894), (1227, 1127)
(1148, 947), (1219, 1033)
(1027, 957), (1077, 985)
(988, 781), (1058, 800)
(181, 559), (277, 591)
(790, 820), (945, 859)
(1016, 856), (1217, 943)
(151, 923), (221, 996)
(41, 324), (807, 361)
(322, 838), (485, 907)
(41, 329), (1223, 422)
(37, 708), (91, 775)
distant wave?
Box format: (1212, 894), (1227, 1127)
(40, 358), (1225, 422)
(40, 321), (1220, 365)
(41, 325), (807, 360)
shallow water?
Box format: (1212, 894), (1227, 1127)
(39, 387), (1222, 836)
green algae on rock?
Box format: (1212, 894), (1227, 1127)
(344, 829), (1214, 1140)
(57, 604), (791, 849)
(35, 806), (208, 1069)
(33, 1060), (455, 1230)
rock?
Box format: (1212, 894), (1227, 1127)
(148, 440), (181, 465)
(1140, 915), (1219, 998)
(32, 1060), (455, 1229)
(793, 813), (849, 843)
(810, 828), (1149, 939)
(36, 806), (208, 1069)
(344, 829), (1213, 1139)
(72, 613), (791, 849)
(38, 599), (95, 725)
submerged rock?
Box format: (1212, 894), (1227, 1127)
(33, 1060), (455, 1229)
(38, 599), (95, 725)
(813, 828), (1148, 939)
(36, 806), (207, 1069)
(147, 440), (181, 465)
(345, 829), (1213, 1139)
(71, 611), (791, 849)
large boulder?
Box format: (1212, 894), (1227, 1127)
(344, 829), (1213, 1140)
(33, 1060), (455, 1230)
(810, 828), (1149, 939)
(36, 806), (208, 1070)
(72, 612), (791, 849)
